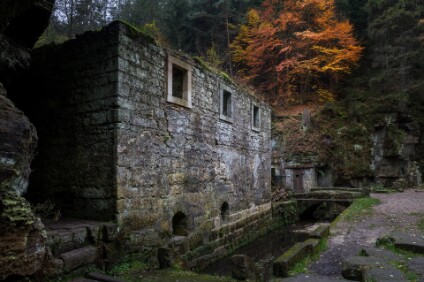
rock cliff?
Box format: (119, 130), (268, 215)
(0, 0), (54, 279)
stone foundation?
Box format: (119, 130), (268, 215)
(182, 203), (273, 270)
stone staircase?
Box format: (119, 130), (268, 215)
(43, 219), (119, 277)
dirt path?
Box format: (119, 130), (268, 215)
(308, 190), (424, 278)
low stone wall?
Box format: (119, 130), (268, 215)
(182, 203), (273, 270)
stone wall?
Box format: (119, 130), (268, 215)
(15, 22), (273, 267)
(114, 23), (272, 264)
(283, 167), (316, 193)
(14, 25), (121, 221)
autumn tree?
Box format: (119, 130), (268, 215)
(232, 0), (363, 105)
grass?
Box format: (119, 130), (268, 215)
(332, 197), (381, 224)
(288, 238), (328, 276)
(108, 260), (148, 278)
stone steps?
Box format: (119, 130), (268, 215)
(42, 219), (119, 277)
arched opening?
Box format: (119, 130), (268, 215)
(172, 212), (189, 236)
(220, 202), (230, 222)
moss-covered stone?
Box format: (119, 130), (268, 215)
(273, 200), (299, 226)
(273, 238), (319, 277)
(0, 190), (47, 280)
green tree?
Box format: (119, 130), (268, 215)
(366, 0), (424, 96)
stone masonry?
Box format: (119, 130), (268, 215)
(15, 21), (272, 267)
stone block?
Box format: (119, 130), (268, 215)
(341, 256), (388, 281)
(273, 239), (319, 277)
(407, 256), (424, 277)
(60, 246), (97, 272)
(362, 266), (407, 281)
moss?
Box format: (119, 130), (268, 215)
(274, 200), (299, 227)
(219, 71), (234, 84)
(193, 56), (212, 71)
(114, 20), (157, 45)
(0, 190), (35, 225)
(383, 124), (406, 157)
(287, 238), (327, 276)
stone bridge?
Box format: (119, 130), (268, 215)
(293, 188), (368, 220)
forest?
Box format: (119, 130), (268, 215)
(41, 0), (424, 109)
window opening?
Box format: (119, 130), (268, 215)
(252, 104), (260, 131)
(167, 55), (192, 108)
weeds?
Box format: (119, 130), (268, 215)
(333, 197), (380, 223)
(288, 238), (328, 276)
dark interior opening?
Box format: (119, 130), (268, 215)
(253, 105), (259, 128)
(299, 201), (350, 221)
(220, 202), (230, 222)
(222, 90), (232, 117)
(172, 65), (185, 99)
(172, 212), (189, 236)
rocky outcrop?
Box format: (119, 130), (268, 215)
(0, 190), (46, 280)
(0, 0), (54, 87)
(0, 85), (37, 196)
(0, 0), (54, 280)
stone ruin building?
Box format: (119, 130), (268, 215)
(7, 21), (273, 274)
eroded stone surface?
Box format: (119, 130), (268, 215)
(407, 256), (424, 277)
(362, 266), (407, 282)
(341, 256), (388, 280)
(231, 254), (260, 281)
(0, 190), (46, 280)
(60, 246), (97, 272)
(0, 0), (54, 86)
(0, 0), (53, 279)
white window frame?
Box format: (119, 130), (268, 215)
(167, 54), (192, 108)
(251, 102), (261, 132)
(219, 85), (234, 123)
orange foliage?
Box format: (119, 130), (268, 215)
(231, 0), (363, 105)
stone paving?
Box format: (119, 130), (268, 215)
(304, 189), (424, 281)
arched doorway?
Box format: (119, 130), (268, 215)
(172, 212), (189, 236)
(220, 202), (230, 222)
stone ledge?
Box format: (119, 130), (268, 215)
(341, 256), (389, 281)
(309, 224), (330, 239)
(273, 238), (319, 277)
(60, 246), (97, 272)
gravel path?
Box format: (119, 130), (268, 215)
(308, 189), (424, 278)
